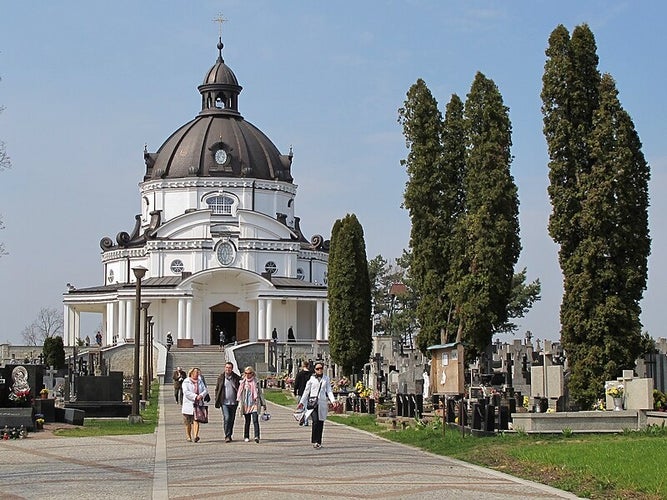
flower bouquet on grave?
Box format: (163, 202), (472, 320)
(591, 399), (606, 411)
(606, 384), (624, 399)
(8, 389), (32, 407)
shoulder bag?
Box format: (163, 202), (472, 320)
(307, 380), (323, 410)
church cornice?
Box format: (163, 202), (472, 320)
(140, 178), (297, 196)
(101, 247), (147, 262)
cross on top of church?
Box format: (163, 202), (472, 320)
(213, 13), (227, 37)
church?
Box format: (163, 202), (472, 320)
(63, 36), (330, 349)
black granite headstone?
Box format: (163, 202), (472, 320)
(76, 371), (124, 402)
(0, 407), (34, 431)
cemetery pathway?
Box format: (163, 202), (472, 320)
(0, 385), (580, 499)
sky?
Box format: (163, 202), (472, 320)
(1, 1), (666, 346)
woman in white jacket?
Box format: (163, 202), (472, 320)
(297, 361), (337, 448)
(181, 367), (209, 442)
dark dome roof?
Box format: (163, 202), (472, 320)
(143, 38), (293, 182)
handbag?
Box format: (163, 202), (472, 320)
(306, 380), (323, 410)
(293, 409), (305, 423)
(307, 396), (318, 410)
(194, 402), (208, 423)
(261, 411), (271, 421)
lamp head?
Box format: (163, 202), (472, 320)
(132, 266), (148, 280)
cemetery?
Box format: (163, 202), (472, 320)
(0, 343), (133, 437)
(339, 333), (667, 436)
(2, 329), (667, 439)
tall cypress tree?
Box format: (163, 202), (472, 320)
(542, 25), (650, 407)
(328, 213), (372, 375)
(448, 72), (520, 353)
(398, 80), (448, 352)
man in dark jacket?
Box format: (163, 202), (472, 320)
(293, 361), (312, 426)
(214, 362), (241, 442)
(172, 366), (186, 403)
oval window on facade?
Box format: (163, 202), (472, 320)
(170, 259), (185, 273)
(265, 261), (277, 275)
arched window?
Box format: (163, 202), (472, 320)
(206, 195), (234, 215)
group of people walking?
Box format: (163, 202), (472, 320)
(171, 360), (338, 448)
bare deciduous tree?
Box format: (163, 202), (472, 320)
(21, 307), (64, 345)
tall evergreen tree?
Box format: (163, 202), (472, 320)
(398, 81), (466, 353)
(448, 72), (521, 353)
(328, 214), (372, 375)
(542, 25), (650, 407)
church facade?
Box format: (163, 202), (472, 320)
(63, 38), (330, 348)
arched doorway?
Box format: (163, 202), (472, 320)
(210, 302), (249, 345)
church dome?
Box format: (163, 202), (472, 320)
(143, 38), (293, 182)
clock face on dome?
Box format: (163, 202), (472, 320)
(216, 241), (235, 266)
(214, 148), (229, 165)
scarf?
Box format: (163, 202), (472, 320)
(237, 376), (258, 402)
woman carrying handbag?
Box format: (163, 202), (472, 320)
(297, 361), (338, 449)
(181, 367), (209, 442)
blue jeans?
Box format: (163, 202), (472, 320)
(222, 404), (238, 438)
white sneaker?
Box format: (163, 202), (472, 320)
(244, 438), (249, 442)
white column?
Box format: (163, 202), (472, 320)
(63, 305), (74, 346)
(105, 302), (115, 345)
(177, 298), (185, 340)
(316, 300), (324, 341)
(118, 300), (126, 341)
(266, 299), (274, 340)
(258, 299), (266, 340)
(71, 308), (81, 345)
(126, 300), (134, 341)
(323, 300), (329, 341)
(185, 298), (193, 341)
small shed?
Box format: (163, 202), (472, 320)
(427, 342), (465, 395)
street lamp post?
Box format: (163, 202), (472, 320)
(148, 320), (154, 393)
(129, 266), (147, 423)
(142, 307), (151, 401)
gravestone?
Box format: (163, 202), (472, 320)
(1, 364), (45, 407)
(530, 352), (564, 410)
(65, 371), (129, 417)
(0, 407), (34, 431)
(605, 370), (653, 410)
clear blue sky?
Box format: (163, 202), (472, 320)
(1, 1), (665, 345)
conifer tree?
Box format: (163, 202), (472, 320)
(542, 25), (650, 407)
(398, 81), (466, 352)
(448, 72), (521, 353)
(327, 214), (372, 375)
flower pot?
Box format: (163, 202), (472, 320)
(613, 397), (623, 411)
(41, 394), (48, 400)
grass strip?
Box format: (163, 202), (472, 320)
(54, 380), (160, 437)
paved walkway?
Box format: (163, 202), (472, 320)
(0, 385), (580, 499)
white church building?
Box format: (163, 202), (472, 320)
(63, 37), (330, 348)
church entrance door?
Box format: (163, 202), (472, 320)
(211, 312), (236, 346)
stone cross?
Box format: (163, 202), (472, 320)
(44, 366), (58, 391)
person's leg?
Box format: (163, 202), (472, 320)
(174, 388), (179, 403)
(243, 413), (251, 440)
(311, 409), (324, 446)
(227, 404), (237, 439)
(252, 411), (260, 441)
(310, 408), (319, 444)
(184, 415), (192, 441)
(192, 420), (200, 442)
